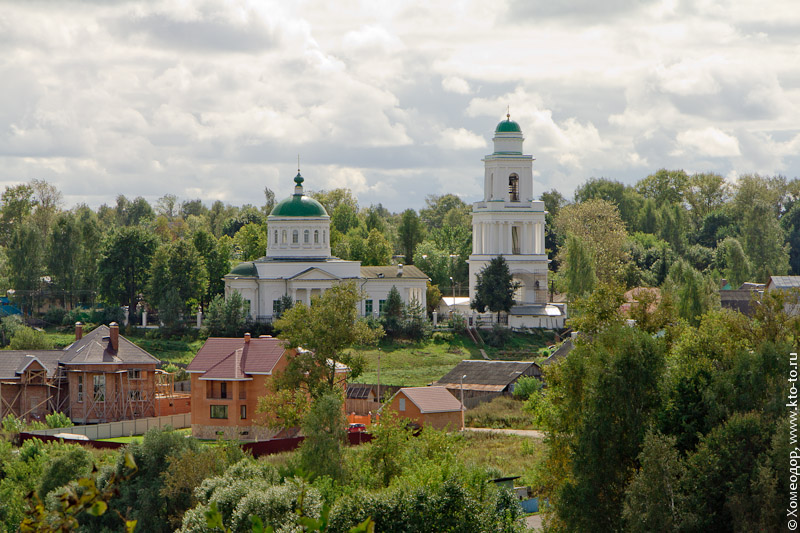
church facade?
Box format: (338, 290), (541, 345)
(468, 116), (566, 329)
(224, 172), (427, 321)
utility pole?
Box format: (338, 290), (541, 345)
(460, 374), (466, 430)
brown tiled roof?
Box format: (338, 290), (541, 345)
(399, 386), (462, 413)
(187, 336), (286, 377)
(436, 360), (540, 389)
(360, 265), (428, 279)
(61, 325), (159, 365)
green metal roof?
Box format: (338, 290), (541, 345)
(228, 262), (257, 277)
(271, 195), (328, 217)
(495, 119), (522, 133)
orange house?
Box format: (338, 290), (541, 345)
(384, 386), (464, 431)
(187, 334), (297, 440)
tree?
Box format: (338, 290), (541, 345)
(715, 237), (750, 287)
(556, 198), (629, 283)
(382, 286), (404, 336)
(148, 239), (208, 315)
(6, 222), (44, 312)
(685, 172), (730, 225)
(262, 187), (275, 216)
(331, 203), (360, 235)
(310, 188), (358, 215)
(739, 200), (789, 282)
(204, 292), (249, 337)
(635, 169), (689, 207)
(575, 177), (642, 229)
(0, 183), (35, 243)
(233, 222), (267, 261)
(362, 228), (392, 266)
(562, 233), (596, 299)
(97, 226), (158, 314)
(471, 256), (518, 321)
(397, 209), (424, 264)
(274, 281), (383, 397)
(116, 195), (155, 226)
(419, 194), (469, 229)
(297, 390), (348, 481)
(48, 213), (82, 308)
(29, 179), (63, 239)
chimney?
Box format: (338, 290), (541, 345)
(109, 322), (119, 351)
(75, 322), (83, 341)
(244, 332), (251, 343)
(397, 263), (403, 277)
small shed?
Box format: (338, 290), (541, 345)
(345, 384), (379, 415)
(384, 386), (463, 431)
(435, 360), (541, 408)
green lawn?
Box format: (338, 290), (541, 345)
(126, 337), (205, 365)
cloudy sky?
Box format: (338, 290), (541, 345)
(1, 0), (799, 213)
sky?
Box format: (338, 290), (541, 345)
(1, 0), (799, 214)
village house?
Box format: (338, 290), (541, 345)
(383, 386), (464, 431)
(0, 323), (187, 423)
(435, 360), (541, 408)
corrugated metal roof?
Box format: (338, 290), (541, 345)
(436, 360), (540, 388)
(400, 386), (462, 413)
(769, 276), (800, 289)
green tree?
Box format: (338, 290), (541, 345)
(715, 237), (751, 287)
(397, 208), (424, 264)
(274, 281), (383, 397)
(739, 200), (789, 282)
(362, 228), (392, 266)
(47, 212), (82, 308)
(98, 226), (158, 314)
(204, 292), (249, 337)
(635, 169), (689, 207)
(331, 203), (360, 235)
(419, 193), (470, 229)
(148, 239), (208, 315)
(6, 221), (44, 312)
(297, 391), (348, 480)
(685, 172), (730, 225)
(636, 198), (660, 235)
(233, 222), (267, 261)
(10, 326), (54, 350)
(381, 285), (404, 336)
(575, 177), (642, 229)
(471, 256), (519, 321)
(562, 233), (595, 299)
(0, 183), (35, 243)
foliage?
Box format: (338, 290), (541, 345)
(10, 326), (55, 350)
(98, 225), (159, 314)
(45, 412), (73, 429)
(562, 233), (595, 298)
(148, 239), (209, 315)
(511, 376), (542, 401)
(205, 292), (249, 337)
(471, 256), (519, 319)
(380, 286), (404, 337)
(566, 282), (625, 334)
(465, 395), (538, 430)
(274, 281), (383, 397)
(298, 391), (348, 481)
(397, 208), (424, 264)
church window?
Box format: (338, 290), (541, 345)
(314, 230), (319, 244)
(489, 173), (494, 199)
(292, 230), (299, 244)
(512, 226), (520, 255)
(282, 230), (287, 244)
(274, 230), (278, 244)
(509, 174), (520, 202)
(323, 230), (327, 243)
(304, 230), (309, 243)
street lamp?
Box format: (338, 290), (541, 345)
(460, 374), (467, 430)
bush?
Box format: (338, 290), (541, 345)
(484, 323), (512, 347)
(45, 412), (73, 429)
(512, 376), (543, 401)
(9, 327), (54, 350)
(37, 445), (93, 499)
(43, 307), (68, 328)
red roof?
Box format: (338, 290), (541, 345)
(187, 337), (287, 380)
(399, 386), (463, 414)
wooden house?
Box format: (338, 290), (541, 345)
(383, 386), (463, 430)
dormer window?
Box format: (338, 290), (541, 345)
(509, 174), (519, 202)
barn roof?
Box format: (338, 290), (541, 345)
(436, 360), (540, 391)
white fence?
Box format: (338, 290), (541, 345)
(28, 413), (191, 440)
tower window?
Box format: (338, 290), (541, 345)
(292, 230), (299, 244)
(509, 174), (519, 202)
(304, 230), (309, 243)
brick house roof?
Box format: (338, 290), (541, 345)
(398, 386), (463, 414)
(61, 325), (159, 365)
(187, 336), (287, 380)
(0, 351), (63, 380)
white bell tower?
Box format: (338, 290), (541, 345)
(468, 114), (549, 307)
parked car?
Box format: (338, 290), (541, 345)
(347, 423), (366, 433)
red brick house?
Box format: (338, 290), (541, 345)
(384, 386), (464, 431)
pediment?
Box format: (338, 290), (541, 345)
(289, 267), (342, 281)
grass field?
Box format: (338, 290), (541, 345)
(455, 431), (545, 487)
(465, 396), (538, 430)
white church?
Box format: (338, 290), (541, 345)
(466, 115), (566, 329)
(224, 172), (428, 321)
(224, 115), (564, 329)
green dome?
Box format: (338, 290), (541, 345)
(495, 118), (522, 133)
(228, 261), (257, 277)
(271, 195), (328, 217)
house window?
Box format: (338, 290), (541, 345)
(292, 230), (299, 244)
(314, 230), (319, 244)
(77, 375), (83, 403)
(220, 382), (227, 399)
(210, 405), (228, 419)
(93, 375), (105, 402)
(399, 398), (406, 411)
(240, 404), (247, 419)
(128, 390), (142, 401)
(379, 300), (386, 315)
(365, 299), (373, 316)
(509, 174), (519, 202)
(304, 230), (309, 243)
(127, 369), (142, 380)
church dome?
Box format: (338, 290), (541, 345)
(495, 117), (522, 133)
(228, 261), (257, 277)
(270, 172), (328, 217)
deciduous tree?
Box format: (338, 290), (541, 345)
(98, 226), (158, 314)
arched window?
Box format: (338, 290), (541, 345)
(274, 230), (278, 244)
(281, 230), (287, 244)
(304, 230), (309, 243)
(292, 230), (299, 244)
(509, 174), (519, 202)
(314, 230), (319, 244)
(323, 230), (327, 243)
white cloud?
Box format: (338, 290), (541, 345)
(442, 76), (470, 95)
(676, 127), (741, 157)
(436, 128), (486, 150)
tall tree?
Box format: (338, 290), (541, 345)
(274, 281), (383, 397)
(47, 213), (82, 308)
(563, 233), (596, 299)
(397, 208), (424, 264)
(148, 239), (208, 315)
(419, 194), (469, 229)
(471, 256), (519, 321)
(362, 228), (392, 266)
(97, 226), (158, 314)
(574, 177), (643, 229)
(0, 183), (35, 244)
(685, 172), (730, 225)
(635, 169), (689, 207)
(739, 201), (789, 282)
(6, 222), (44, 313)
(715, 237), (751, 287)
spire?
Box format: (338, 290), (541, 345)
(507, 105), (510, 121)
(294, 155), (304, 195)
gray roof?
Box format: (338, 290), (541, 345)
(509, 304), (564, 317)
(360, 265), (428, 279)
(0, 350), (63, 380)
(768, 276), (800, 290)
(436, 360), (540, 390)
(542, 339), (574, 366)
(61, 325), (159, 365)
